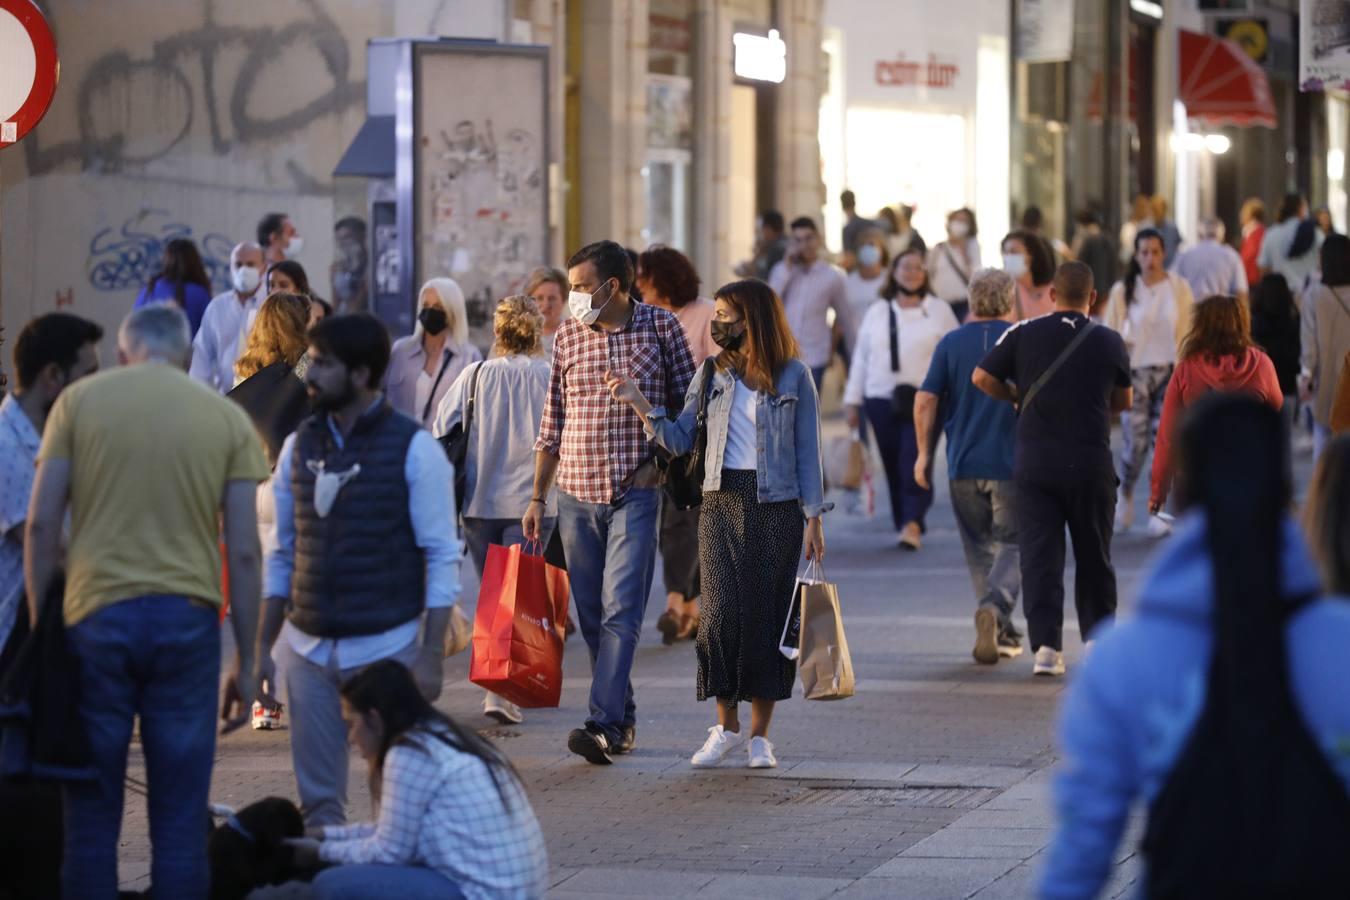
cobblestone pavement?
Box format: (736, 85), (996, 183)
(113, 423), (1302, 897)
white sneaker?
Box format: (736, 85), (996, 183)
(483, 693), (523, 725)
(690, 725), (744, 767)
(748, 736), (778, 769)
(1146, 514), (1173, 539)
(1033, 646), (1066, 677)
(1116, 490), (1134, 531)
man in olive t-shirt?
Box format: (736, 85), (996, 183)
(24, 304), (270, 899)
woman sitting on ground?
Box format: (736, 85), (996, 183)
(294, 660), (548, 900)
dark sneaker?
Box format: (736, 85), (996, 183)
(613, 725), (636, 754)
(973, 605), (999, 665)
(567, 725), (613, 765)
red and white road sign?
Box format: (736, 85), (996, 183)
(0, 0), (57, 146)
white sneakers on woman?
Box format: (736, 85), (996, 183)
(691, 725), (744, 766)
(690, 726), (779, 768)
(747, 736), (777, 769)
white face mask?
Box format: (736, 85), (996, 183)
(306, 460), (361, 518)
(232, 265), (261, 296)
(949, 219), (970, 239)
(567, 280), (614, 326)
(283, 235), (305, 259)
(857, 244), (882, 268)
(1003, 253), (1027, 278)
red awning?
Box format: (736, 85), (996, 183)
(1179, 29), (1277, 129)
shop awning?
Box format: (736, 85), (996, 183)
(333, 116), (395, 178)
(1178, 29), (1277, 129)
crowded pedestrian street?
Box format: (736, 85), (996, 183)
(6, 1), (1350, 899)
(108, 418), (1205, 898)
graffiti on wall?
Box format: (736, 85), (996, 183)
(22, 0), (364, 194)
(87, 209), (234, 294)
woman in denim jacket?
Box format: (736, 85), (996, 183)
(607, 279), (830, 770)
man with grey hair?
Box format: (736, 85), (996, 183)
(1172, 215), (1248, 304)
(25, 302), (270, 896)
(915, 269), (1023, 664)
(190, 240), (266, 392)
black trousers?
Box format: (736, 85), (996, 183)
(1015, 470), (1119, 652)
(659, 494), (701, 598)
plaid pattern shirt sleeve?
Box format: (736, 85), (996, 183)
(534, 333), (568, 457)
(319, 744), (435, 866)
(659, 311), (697, 415)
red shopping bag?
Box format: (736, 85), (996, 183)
(469, 543), (571, 708)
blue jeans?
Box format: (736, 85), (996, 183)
(63, 595), (220, 900)
(863, 398), (933, 531)
(949, 479), (1021, 625)
(313, 864), (466, 899)
(556, 487), (660, 742)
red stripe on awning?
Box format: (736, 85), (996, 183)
(1179, 29), (1277, 129)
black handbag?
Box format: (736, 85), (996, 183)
(436, 361), (482, 514)
(888, 304), (917, 422)
(658, 358), (717, 511)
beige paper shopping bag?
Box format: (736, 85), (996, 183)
(798, 572), (855, 701)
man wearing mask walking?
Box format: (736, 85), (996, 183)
(190, 241), (266, 393)
(258, 314), (461, 824)
(258, 212), (303, 266)
(768, 217), (852, 390)
(525, 240), (696, 764)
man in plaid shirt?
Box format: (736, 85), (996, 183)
(523, 239), (696, 764)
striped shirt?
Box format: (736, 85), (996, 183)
(535, 302), (695, 504)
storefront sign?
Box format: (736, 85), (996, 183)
(1301, 0), (1350, 91)
(874, 54), (960, 89)
(733, 29), (786, 84)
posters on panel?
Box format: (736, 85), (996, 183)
(1301, 0), (1350, 91)
(415, 46), (548, 350)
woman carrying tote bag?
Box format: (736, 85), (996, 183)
(605, 279), (830, 771)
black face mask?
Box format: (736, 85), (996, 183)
(418, 307), (449, 336)
(710, 319), (746, 351)
(896, 284), (924, 297)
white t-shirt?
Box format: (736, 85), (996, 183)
(414, 369), (434, 423)
(1124, 278), (1179, 369)
(723, 377), (759, 470)
(844, 296), (961, 404)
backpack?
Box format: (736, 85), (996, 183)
(1140, 398), (1350, 897)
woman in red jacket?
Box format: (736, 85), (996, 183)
(1150, 293), (1284, 515)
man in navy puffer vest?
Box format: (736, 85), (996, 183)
(257, 314), (461, 827)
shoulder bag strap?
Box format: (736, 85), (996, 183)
(940, 243), (970, 286)
(462, 361), (483, 437)
(695, 358), (717, 424)
(1019, 321), (1097, 414)
(1330, 287), (1350, 321)
(888, 303), (900, 373)
(421, 348), (456, 423)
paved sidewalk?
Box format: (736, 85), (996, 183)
(113, 417), (1274, 897)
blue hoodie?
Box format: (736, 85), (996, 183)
(1040, 513), (1350, 899)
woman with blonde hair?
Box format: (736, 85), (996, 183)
(607, 279), (830, 770)
(229, 291), (313, 464)
(386, 277), (483, 429)
(433, 296), (554, 726)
